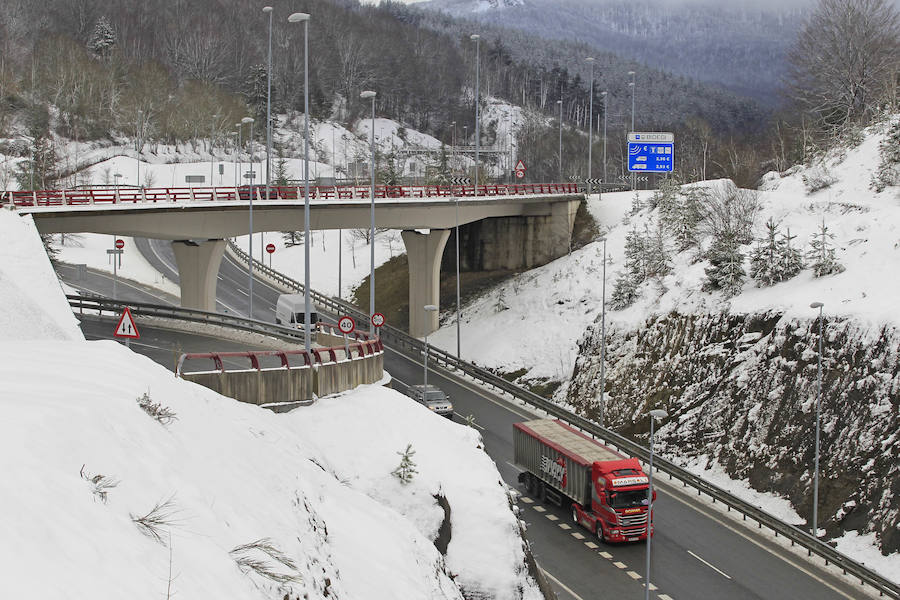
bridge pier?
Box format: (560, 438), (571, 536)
(401, 229), (450, 339)
(172, 239), (226, 312)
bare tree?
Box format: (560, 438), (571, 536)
(788, 0), (900, 130)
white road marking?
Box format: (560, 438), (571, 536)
(648, 583), (658, 591)
(626, 571), (641, 580)
(505, 461), (525, 472)
(533, 506), (546, 513)
(546, 514), (559, 522)
(519, 496), (534, 504)
(571, 532), (585, 540)
(559, 523), (571, 530)
(236, 288), (249, 296)
(688, 550), (732, 580)
(540, 567), (588, 600)
(659, 595), (675, 600)
(584, 541), (598, 549)
(599, 551), (613, 559)
(613, 561), (627, 569)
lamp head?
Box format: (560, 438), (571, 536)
(810, 301), (824, 309)
(360, 90), (376, 99)
(241, 117), (254, 124)
(585, 57), (595, 63)
(470, 34), (480, 41)
(601, 91), (607, 96)
(628, 70), (635, 76)
(288, 12), (309, 22)
(424, 304), (438, 312)
(649, 409), (668, 420)
(262, 6), (272, 13)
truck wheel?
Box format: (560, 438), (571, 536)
(571, 506), (579, 527)
(596, 523), (607, 544)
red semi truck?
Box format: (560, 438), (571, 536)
(514, 418), (655, 543)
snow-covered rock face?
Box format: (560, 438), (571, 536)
(568, 310), (900, 555)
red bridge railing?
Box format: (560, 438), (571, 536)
(1, 183), (580, 208)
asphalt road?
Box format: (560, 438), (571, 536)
(60, 242), (869, 600)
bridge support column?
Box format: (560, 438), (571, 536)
(172, 239), (226, 312)
(401, 229), (450, 339)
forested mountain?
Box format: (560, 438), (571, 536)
(419, 0), (810, 105)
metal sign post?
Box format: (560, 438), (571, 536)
(107, 239), (124, 300)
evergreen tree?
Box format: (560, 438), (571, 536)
(807, 219), (845, 277)
(274, 146), (290, 186)
(645, 221), (672, 278)
(282, 230), (304, 247)
(244, 64), (269, 121)
(660, 185), (702, 251)
(392, 443), (418, 484)
(88, 16), (117, 58)
(777, 227), (804, 280)
(14, 136), (58, 190)
(749, 218), (780, 286)
(704, 232), (745, 297)
(610, 227), (646, 309)
(610, 270), (640, 310)
(378, 150), (402, 186)
(871, 121), (900, 192)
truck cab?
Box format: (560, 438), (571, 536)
(588, 459), (654, 543)
(408, 384), (454, 419)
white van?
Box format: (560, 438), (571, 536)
(275, 294), (319, 327)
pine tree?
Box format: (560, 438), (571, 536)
(777, 228), (804, 280)
(871, 121), (900, 192)
(392, 444), (418, 484)
(274, 146), (290, 186)
(704, 232), (745, 297)
(610, 227), (647, 309)
(244, 64), (269, 121)
(610, 270), (640, 310)
(644, 221), (672, 278)
(807, 219), (845, 277)
(282, 230), (304, 247)
(14, 136), (58, 190)
(749, 218), (780, 286)
(88, 16), (117, 58)
(377, 150), (402, 186)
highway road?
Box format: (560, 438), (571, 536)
(60, 241), (871, 600)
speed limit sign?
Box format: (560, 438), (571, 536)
(371, 312), (385, 328)
(337, 316), (355, 335)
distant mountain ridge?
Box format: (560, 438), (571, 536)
(420, 0), (810, 105)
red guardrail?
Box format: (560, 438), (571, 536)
(1, 183), (580, 207)
(175, 337), (384, 376)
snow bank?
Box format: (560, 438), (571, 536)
(0, 210), (82, 341)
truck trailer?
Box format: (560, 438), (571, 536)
(513, 418), (655, 543)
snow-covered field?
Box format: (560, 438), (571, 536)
(0, 209), (540, 599)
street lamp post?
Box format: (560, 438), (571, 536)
(601, 91), (608, 185)
(263, 6), (273, 201)
(470, 34), (480, 195)
(289, 11), (312, 351)
(361, 90), (377, 336)
(586, 57), (595, 191)
(210, 113), (219, 188)
(628, 71), (636, 190)
(645, 408), (668, 600)
(557, 99), (563, 180)
(241, 116), (255, 318)
(136, 110), (143, 187)
(236, 123), (243, 187)
(810, 301), (824, 537)
(423, 304), (438, 387)
(598, 237), (608, 427)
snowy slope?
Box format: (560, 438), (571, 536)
(0, 206), (540, 600)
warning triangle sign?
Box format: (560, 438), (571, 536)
(114, 307), (140, 339)
(515, 159), (527, 171)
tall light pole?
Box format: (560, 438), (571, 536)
(210, 113), (218, 188)
(598, 237), (608, 427)
(236, 123), (243, 187)
(810, 301), (824, 537)
(136, 110), (143, 187)
(361, 90), (377, 335)
(470, 34), (480, 195)
(645, 408), (668, 600)
(423, 304), (438, 387)
(289, 11), (312, 351)
(557, 99), (563, 180)
(241, 116), (255, 318)
(601, 91), (608, 185)
(628, 71), (636, 190)
(451, 120), (456, 172)
(586, 57), (595, 190)
(263, 6), (273, 200)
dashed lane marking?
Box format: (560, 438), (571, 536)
(599, 552), (613, 559)
(559, 523), (571, 530)
(546, 514), (559, 522)
(584, 541), (598, 549)
(571, 532), (584, 540)
(613, 561), (627, 569)
(533, 506), (546, 513)
(659, 595), (675, 600)
(626, 571), (641, 580)
(520, 497), (533, 504)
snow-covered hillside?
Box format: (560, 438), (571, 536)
(0, 210), (540, 599)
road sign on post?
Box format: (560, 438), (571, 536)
(338, 316), (355, 335)
(627, 132), (674, 173)
(515, 169), (525, 179)
(265, 243), (275, 254)
(114, 238), (125, 250)
(114, 307), (140, 347)
(371, 313), (385, 328)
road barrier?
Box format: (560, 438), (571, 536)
(225, 241), (900, 600)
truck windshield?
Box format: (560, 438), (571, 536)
(609, 490), (648, 508)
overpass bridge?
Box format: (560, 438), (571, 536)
(4, 183), (582, 336)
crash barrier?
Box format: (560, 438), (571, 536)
(67, 295), (385, 404)
(2, 183), (580, 207)
(225, 243), (900, 600)
(176, 341), (384, 405)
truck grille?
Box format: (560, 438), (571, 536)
(618, 512), (648, 528)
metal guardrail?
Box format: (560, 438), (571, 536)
(227, 240), (899, 599)
(67, 294), (308, 344)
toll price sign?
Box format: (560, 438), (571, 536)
(628, 132), (674, 173)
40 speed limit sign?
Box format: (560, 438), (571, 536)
(337, 316), (356, 335)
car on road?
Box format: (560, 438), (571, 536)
(408, 384), (453, 419)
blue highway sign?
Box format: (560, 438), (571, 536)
(628, 132), (674, 173)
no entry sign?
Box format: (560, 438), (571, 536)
(114, 239), (125, 250)
(266, 243), (276, 254)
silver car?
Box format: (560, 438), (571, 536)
(409, 384), (453, 419)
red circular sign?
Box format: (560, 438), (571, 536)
(114, 239), (125, 249)
(338, 316), (355, 335)
(371, 313), (385, 328)
(515, 169), (525, 179)
(265, 243), (276, 254)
